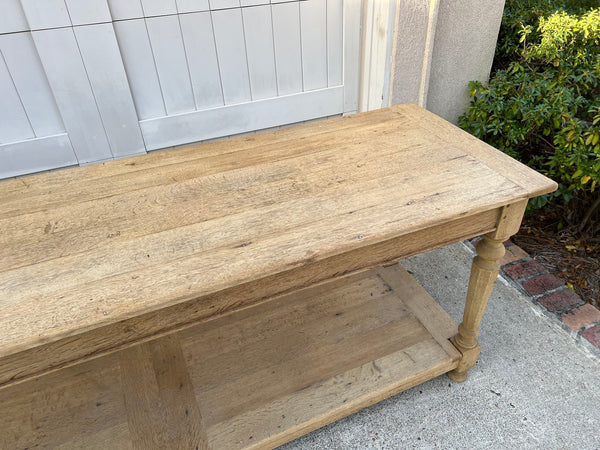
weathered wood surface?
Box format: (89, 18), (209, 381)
(0, 104), (556, 369)
(449, 199), (529, 382)
(0, 208), (497, 387)
(0, 265), (460, 449)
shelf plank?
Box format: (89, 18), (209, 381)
(0, 265), (459, 449)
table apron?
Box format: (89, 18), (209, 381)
(0, 207), (501, 389)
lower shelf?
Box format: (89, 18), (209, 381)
(0, 264), (460, 449)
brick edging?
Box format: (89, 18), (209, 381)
(467, 237), (600, 355)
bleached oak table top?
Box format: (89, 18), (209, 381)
(0, 104), (556, 365)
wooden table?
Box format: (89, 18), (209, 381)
(0, 104), (556, 449)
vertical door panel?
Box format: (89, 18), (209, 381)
(176, 0), (210, 13)
(0, 54), (34, 144)
(146, 15), (196, 114)
(179, 12), (224, 109)
(242, 6), (277, 100)
(140, 0), (177, 16)
(33, 28), (113, 163)
(300, 0), (327, 91)
(0, 0), (358, 179)
(0, 30), (77, 179)
(240, 0), (268, 5)
(327, 0), (344, 87)
(113, 20), (166, 120)
(212, 9), (251, 104)
(209, 0), (240, 10)
(74, 24), (145, 157)
(0, 33), (65, 137)
(64, 0), (112, 26)
(20, 0), (71, 29)
(272, 2), (303, 95)
(0, 0), (29, 34)
(343, 0), (361, 113)
(107, 0), (144, 20)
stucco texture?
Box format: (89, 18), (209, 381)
(391, 0), (506, 124)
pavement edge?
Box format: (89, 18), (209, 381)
(465, 237), (600, 357)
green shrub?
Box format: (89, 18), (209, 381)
(459, 6), (600, 228)
(495, 0), (599, 70)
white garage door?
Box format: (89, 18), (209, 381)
(0, 0), (361, 179)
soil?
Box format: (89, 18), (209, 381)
(512, 206), (599, 308)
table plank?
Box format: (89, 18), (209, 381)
(0, 208), (498, 386)
(0, 104), (556, 360)
(0, 108), (411, 217)
(0, 266), (460, 449)
(405, 103), (557, 198)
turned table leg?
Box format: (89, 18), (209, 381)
(448, 199), (528, 382)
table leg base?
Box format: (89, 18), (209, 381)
(447, 338), (481, 382)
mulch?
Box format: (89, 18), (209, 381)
(512, 209), (599, 308)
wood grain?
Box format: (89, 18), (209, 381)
(0, 108), (407, 216)
(405, 103), (558, 198)
(119, 335), (208, 449)
(0, 208), (497, 387)
(0, 104), (555, 378)
(449, 199), (530, 382)
(0, 266), (460, 449)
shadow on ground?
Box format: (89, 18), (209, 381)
(281, 243), (600, 450)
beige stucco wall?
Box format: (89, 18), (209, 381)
(390, 0), (506, 124)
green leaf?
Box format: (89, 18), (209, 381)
(586, 134), (594, 145)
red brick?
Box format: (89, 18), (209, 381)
(499, 245), (529, 266)
(581, 324), (600, 348)
(522, 274), (564, 296)
(503, 260), (546, 280)
(538, 288), (583, 312)
(561, 304), (600, 331)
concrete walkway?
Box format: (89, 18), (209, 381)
(282, 243), (600, 450)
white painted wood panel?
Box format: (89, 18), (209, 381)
(272, 2), (303, 95)
(343, 0), (361, 113)
(145, 15), (196, 114)
(0, 53), (34, 144)
(0, 33), (64, 137)
(107, 0), (144, 20)
(32, 28), (113, 163)
(300, 0), (328, 91)
(0, 134), (77, 179)
(140, 0), (177, 16)
(209, 0), (240, 10)
(212, 9), (252, 104)
(113, 19), (166, 120)
(19, 0), (71, 30)
(240, 0), (268, 6)
(327, 0), (344, 87)
(0, 0), (29, 34)
(108, 0), (210, 18)
(64, 0), (112, 26)
(0, 0), (360, 179)
(74, 24), (145, 157)
(140, 86), (344, 150)
(179, 12), (224, 109)
(176, 0), (210, 13)
(242, 5), (277, 100)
